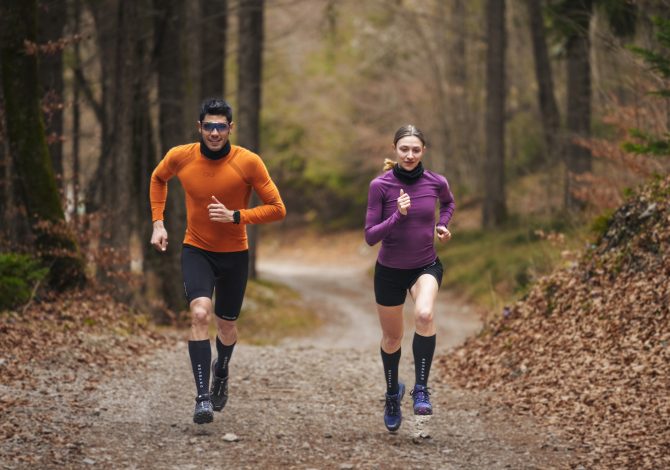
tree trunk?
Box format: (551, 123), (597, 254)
(237, 0), (264, 279)
(152, 0), (188, 314)
(0, 0), (85, 288)
(71, 0), (81, 225)
(83, 0), (142, 287)
(526, 0), (561, 155)
(526, 0), (562, 212)
(84, 1), (112, 214)
(37, 0), (66, 189)
(565, 12), (592, 210)
(483, 0), (507, 228)
(200, 0), (227, 99)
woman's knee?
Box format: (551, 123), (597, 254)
(414, 307), (434, 329)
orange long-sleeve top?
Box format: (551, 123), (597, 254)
(150, 143), (286, 252)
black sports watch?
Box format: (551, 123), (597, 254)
(233, 210), (240, 224)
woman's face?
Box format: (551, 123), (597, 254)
(393, 135), (424, 171)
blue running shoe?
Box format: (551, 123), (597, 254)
(384, 382), (405, 432)
(193, 394), (214, 424)
(210, 359), (229, 412)
(410, 384), (432, 415)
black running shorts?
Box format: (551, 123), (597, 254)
(181, 244), (249, 321)
(374, 258), (443, 307)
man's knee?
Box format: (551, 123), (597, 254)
(382, 332), (403, 351)
(190, 299), (212, 327)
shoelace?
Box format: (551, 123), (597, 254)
(411, 387), (431, 404)
(385, 394), (400, 415)
(212, 378), (226, 396)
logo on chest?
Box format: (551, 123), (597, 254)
(202, 170), (215, 177)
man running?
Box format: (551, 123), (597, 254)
(149, 98), (286, 424)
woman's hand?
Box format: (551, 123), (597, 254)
(397, 189), (411, 216)
(208, 195), (235, 223)
(436, 225), (451, 243)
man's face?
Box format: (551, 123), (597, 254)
(198, 114), (232, 152)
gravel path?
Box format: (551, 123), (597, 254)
(1, 235), (578, 469)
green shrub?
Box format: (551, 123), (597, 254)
(0, 253), (48, 311)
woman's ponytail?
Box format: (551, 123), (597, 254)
(383, 158), (395, 172)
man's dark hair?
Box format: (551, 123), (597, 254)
(199, 98), (233, 123)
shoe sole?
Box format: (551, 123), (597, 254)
(414, 407), (433, 416)
(193, 410), (214, 424)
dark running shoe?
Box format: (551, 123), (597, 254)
(193, 394), (214, 424)
(384, 382), (405, 432)
(210, 359), (229, 412)
(410, 384), (432, 415)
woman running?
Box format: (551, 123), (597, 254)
(364, 124), (455, 432)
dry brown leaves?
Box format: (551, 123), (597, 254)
(1, 289), (165, 379)
(437, 175), (670, 469)
(0, 288), (168, 466)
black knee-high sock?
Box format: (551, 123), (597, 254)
(215, 336), (236, 378)
(413, 333), (436, 387)
(188, 340), (211, 397)
(381, 347), (401, 395)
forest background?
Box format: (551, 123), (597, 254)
(1, 0), (669, 317)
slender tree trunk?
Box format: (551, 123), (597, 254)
(71, 0), (81, 225)
(0, 0), (85, 288)
(85, 0), (141, 287)
(565, 22), (592, 210)
(444, 0), (473, 185)
(200, 0), (227, 99)
(153, 0), (188, 314)
(37, 0), (66, 189)
(483, 0), (507, 227)
(526, 0), (562, 212)
(237, 0), (264, 279)
(85, 0), (113, 214)
(0, 71), (15, 246)
(526, 0), (561, 154)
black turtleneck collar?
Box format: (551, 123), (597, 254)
(392, 162), (424, 184)
(200, 139), (231, 160)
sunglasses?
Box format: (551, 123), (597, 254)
(201, 122), (230, 132)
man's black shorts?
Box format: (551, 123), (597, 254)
(181, 244), (249, 321)
(374, 258), (443, 307)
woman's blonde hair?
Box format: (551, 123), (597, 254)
(383, 124), (427, 171)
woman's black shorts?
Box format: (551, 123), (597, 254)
(374, 258), (443, 307)
(181, 244), (249, 321)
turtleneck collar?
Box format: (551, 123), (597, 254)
(392, 162), (424, 184)
(200, 139), (231, 160)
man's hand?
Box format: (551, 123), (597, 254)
(151, 220), (168, 252)
(397, 189), (411, 216)
(436, 225), (452, 243)
(208, 195), (235, 223)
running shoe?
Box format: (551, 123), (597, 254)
(193, 394), (214, 424)
(384, 382), (405, 432)
(210, 359), (229, 412)
(410, 384), (432, 415)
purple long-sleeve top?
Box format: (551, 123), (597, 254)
(365, 169), (455, 269)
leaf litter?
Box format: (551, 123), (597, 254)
(437, 175), (670, 469)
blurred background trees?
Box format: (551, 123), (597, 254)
(1, 0), (669, 315)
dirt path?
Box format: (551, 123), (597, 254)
(1, 232), (578, 469)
